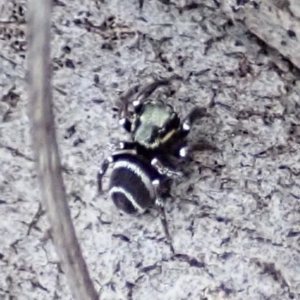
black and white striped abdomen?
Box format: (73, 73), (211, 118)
(109, 155), (159, 214)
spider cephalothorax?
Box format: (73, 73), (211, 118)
(130, 99), (181, 150)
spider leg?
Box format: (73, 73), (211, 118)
(171, 134), (218, 161)
(168, 106), (208, 159)
(151, 157), (183, 178)
(119, 84), (140, 119)
(98, 142), (137, 193)
(152, 179), (174, 254)
(108, 140), (137, 152)
(97, 156), (114, 193)
(119, 117), (132, 133)
(133, 74), (183, 109)
(181, 106), (207, 136)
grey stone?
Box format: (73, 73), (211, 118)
(1, 0), (300, 299)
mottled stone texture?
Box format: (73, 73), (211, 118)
(1, 0), (300, 299)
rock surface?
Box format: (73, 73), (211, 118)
(1, 0), (300, 299)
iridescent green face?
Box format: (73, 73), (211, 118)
(132, 100), (180, 149)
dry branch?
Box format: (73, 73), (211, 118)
(26, 0), (98, 299)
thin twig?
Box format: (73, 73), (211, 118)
(26, 1), (98, 299)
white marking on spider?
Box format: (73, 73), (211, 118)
(133, 100), (140, 107)
(179, 147), (188, 157)
(109, 186), (145, 213)
(113, 160), (155, 199)
(119, 118), (126, 125)
(182, 122), (190, 131)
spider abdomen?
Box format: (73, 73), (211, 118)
(108, 155), (159, 214)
